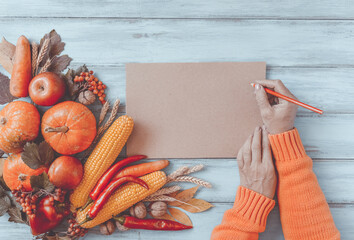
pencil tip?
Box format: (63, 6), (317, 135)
(250, 83), (255, 87)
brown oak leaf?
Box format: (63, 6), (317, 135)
(0, 72), (16, 104)
(48, 55), (72, 74)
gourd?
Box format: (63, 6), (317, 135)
(41, 101), (97, 155)
(0, 101), (40, 153)
(3, 153), (48, 191)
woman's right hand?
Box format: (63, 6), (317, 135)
(254, 79), (298, 135)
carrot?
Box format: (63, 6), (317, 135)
(10, 35), (32, 97)
(114, 160), (170, 179)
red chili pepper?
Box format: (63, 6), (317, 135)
(79, 176), (149, 225)
(115, 216), (193, 231)
(90, 155), (146, 201)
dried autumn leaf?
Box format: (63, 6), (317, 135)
(168, 208), (193, 227)
(0, 185), (11, 216)
(48, 54), (72, 74)
(47, 30), (65, 57)
(30, 172), (55, 193)
(7, 207), (27, 224)
(178, 198), (213, 213)
(38, 141), (55, 167)
(0, 72), (16, 104)
(168, 186), (199, 207)
(153, 212), (175, 221)
(0, 37), (15, 73)
(62, 65), (88, 98)
(0, 149), (4, 158)
(21, 142), (41, 170)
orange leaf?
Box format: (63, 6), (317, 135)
(154, 212), (175, 221)
(168, 208), (193, 226)
(168, 186), (199, 207)
(179, 198), (214, 213)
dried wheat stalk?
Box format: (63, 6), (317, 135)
(172, 176), (212, 188)
(149, 186), (181, 197)
(31, 42), (38, 76)
(97, 98), (120, 136)
(36, 38), (50, 74)
(98, 101), (110, 126)
(167, 166), (189, 182)
(185, 164), (204, 175)
(39, 58), (51, 74)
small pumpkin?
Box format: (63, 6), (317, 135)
(3, 153), (48, 191)
(41, 101), (97, 155)
(0, 101), (40, 153)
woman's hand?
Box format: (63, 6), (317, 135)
(254, 79), (298, 135)
(237, 126), (277, 199)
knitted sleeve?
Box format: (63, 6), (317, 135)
(269, 128), (340, 240)
(211, 186), (275, 240)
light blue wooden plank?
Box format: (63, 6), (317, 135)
(0, 203), (351, 239)
(1, 0), (354, 19)
(2, 19), (354, 67)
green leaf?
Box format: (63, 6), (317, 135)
(21, 142), (41, 169)
(30, 172), (55, 193)
(38, 141), (55, 167)
(7, 207), (27, 224)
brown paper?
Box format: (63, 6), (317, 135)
(126, 62), (265, 158)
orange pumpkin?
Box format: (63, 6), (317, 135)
(0, 101), (40, 153)
(3, 153), (48, 191)
(41, 101), (97, 155)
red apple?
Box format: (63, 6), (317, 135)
(48, 156), (83, 190)
(29, 72), (65, 106)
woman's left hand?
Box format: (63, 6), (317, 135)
(237, 126), (277, 199)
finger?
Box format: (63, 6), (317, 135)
(251, 126), (262, 165)
(237, 147), (244, 169)
(261, 125), (272, 164)
(256, 79), (297, 100)
(254, 84), (273, 115)
(242, 134), (253, 167)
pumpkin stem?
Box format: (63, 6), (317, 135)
(18, 174), (27, 181)
(44, 126), (69, 133)
(0, 117), (6, 125)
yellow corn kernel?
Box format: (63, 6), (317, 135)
(76, 171), (167, 228)
(70, 115), (134, 208)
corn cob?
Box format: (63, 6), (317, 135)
(76, 171), (167, 228)
(70, 115), (134, 208)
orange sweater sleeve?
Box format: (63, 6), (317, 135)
(211, 186), (275, 240)
(269, 128), (340, 240)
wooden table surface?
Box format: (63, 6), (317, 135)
(1, 1), (353, 239)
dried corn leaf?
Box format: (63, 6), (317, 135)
(0, 37), (15, 73)
(168, 208), (193, 226)
(168, 186), (198, 207)
(179, 198), (213, 213)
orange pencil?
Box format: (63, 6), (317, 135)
(250, 83), (323, 114)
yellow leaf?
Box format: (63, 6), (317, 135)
(168, 186), (199, 207)
(168, 208), (193, 227)
(179, 198), (214, 213)
(154, 212), (175, 221)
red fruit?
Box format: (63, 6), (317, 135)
(29, 195), (70, 235)
(3, 153), (48, 191)
(29, 72), (66, 106)
(48, 156), (83, 190)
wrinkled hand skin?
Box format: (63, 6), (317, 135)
(254, 79), (298, 135)
(237, 126), (277, 199)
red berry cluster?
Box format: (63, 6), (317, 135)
(74, 70), (107, 104)
(67, 214), (88, 238)
(12, 185), (38, 218)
